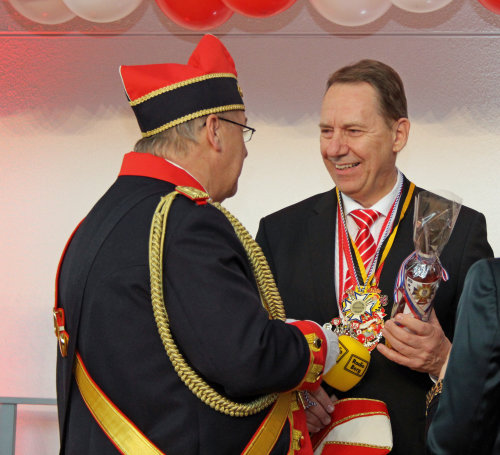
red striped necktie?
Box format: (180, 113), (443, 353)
(344, 209), (381, 291)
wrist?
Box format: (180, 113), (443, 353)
(438, 341), (452, 380)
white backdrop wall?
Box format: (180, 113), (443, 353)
(1, 0), (499, 453)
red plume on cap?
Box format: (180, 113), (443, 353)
(119, 35), (244, 138)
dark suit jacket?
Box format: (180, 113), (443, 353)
(56, 174), (313, 454)
(256, 176), (493, 455)
(426, 258), (500, 454)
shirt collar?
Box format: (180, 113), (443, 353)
(342, 169), (402, 217)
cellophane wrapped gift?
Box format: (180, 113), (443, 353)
(392, 191), (461, 322)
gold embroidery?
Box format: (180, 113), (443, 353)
(305, 364), (323, 383)
(332, 411), (389, 427)
(426, 379), (443, 415)
(175, 186), (208, 201)
(304, 333), (322, 352)
(325, 441), (392, 450)
(141, 104), (246, 138)
(334, 397), (385, 404)
(130, 72), (238, 105)
(291, 429), (303, 451)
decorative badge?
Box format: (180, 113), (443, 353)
(326, 285), (387, 351)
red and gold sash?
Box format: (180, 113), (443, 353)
(311, 398), (392, 455)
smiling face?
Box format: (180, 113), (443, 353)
(319, 82), (409, 207)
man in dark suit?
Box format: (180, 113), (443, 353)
(54, 35), (340, 455)
(426, 258), (500, 454)
(256, 60), (493, 454)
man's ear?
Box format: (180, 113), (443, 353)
(392, 117), (410, 154)
(205, 114), (222, 152)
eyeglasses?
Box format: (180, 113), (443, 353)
(218, 117), (256, 143)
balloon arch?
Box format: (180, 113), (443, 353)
(6, 0), (500, 27)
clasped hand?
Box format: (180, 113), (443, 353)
(304, 310), (450, 433)
(303, 387), (337, 434)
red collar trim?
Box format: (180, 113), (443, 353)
(118, 152), (205, 191)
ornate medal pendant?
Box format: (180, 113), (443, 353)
(330, 181), (415, 352)
(329, 285), (388, 351)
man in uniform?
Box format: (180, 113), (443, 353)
(54, 35), (340, 455)
(256, 59), (493, 454)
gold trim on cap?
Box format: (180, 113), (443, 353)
(130, 72), (238, 106)
(141, 104), (245, 138)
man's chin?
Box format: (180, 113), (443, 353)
(217, 184), (238, 203)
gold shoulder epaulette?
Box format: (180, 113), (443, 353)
(176, 186), (210, 205)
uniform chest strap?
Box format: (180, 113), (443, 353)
(74, 352), (165, 455)
(74, 352), (295, 455)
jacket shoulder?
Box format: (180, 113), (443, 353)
(261, 189), (335, 224)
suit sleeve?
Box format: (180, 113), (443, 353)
(256, 217), (277, 278)
(426, 259), (500, 453)
(163, 201), (328, 397)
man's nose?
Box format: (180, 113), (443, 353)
(325, 132), (348, 157)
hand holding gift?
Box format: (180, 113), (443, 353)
(379, 191), (459, 374)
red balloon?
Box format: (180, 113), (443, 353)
(155, 0), (233, 30)
(222, 0), (297, 18)
(478, 0), (500, 14)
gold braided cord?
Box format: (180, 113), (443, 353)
(141, 104), (245, 138)
(149, 189), (286, 417)
(211, 202), (286, 321)
(131, 73), (238, 106)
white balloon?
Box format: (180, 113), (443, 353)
(309, 0), (392, 26)
(392, 0), (452, 13)
(8, 0), (76, 25)
(62, 0), (143, 23)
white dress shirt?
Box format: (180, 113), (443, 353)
(334, 170), (403, 307)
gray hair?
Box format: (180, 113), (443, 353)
(133, 115), (208, 159)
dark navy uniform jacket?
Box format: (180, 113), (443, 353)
(56, 153), (314, 454)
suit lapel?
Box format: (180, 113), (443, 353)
(378, 176), (421, 313)
(302, 176), (419, 324)
(306, 189), (339, 323)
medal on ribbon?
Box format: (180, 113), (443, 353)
(329, 285), (388, 350)
(329, 179), (415, 351)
